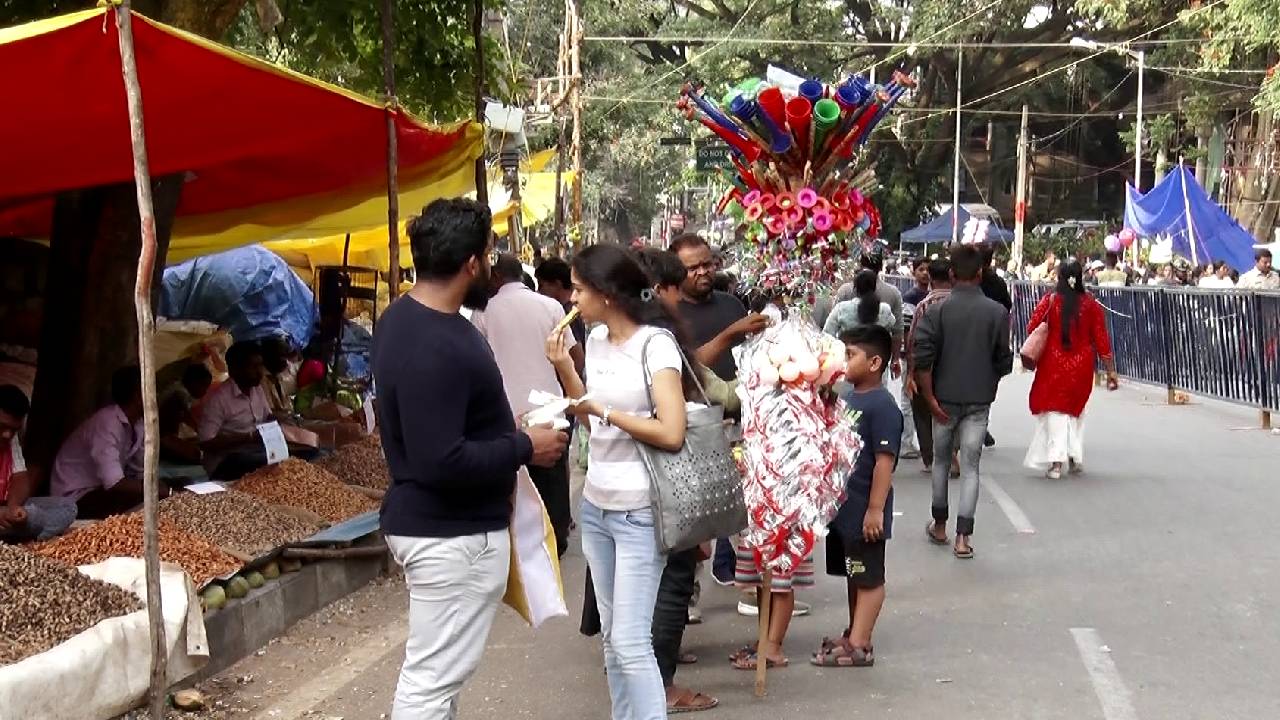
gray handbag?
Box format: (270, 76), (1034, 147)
(637, 332), (748, 553)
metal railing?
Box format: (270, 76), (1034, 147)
(883, 274), (1280, 415)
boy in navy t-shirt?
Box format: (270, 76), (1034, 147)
(813, 324), (902, 668)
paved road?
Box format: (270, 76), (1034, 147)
(200, 373), (1280, 720)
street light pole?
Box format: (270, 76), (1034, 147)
(952, 47), (963, 246)
(1132, 49), (1145, 268)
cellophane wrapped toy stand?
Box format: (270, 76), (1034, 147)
(680, 65), (914, 695)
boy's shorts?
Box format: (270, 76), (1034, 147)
(825, 530), (886, 589)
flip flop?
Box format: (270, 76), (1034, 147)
(731, 651), (789, 670)
(953, 544), (974, 559)
(677, 652), (698, 665)
(668, 688), (719, 714)
(926, 522), (948, 546)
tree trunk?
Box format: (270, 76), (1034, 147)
(22, 0), (243, 475)
(1230, 112), (1278, 242)
(24, 176), (183, 477)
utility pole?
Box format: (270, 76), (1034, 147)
(951, 47), (963, 246)
(1013, 103), (1029, 278)
(1132, 48), (1145, 269)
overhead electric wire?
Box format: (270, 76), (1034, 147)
(583, 36), (1254, 48)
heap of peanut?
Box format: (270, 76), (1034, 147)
(159, 490), (326, 557)
(0, 543), (141, 666)
(234, 459), (378, 522)
(319, 435), (391, 490)
(30, 513), (242, 588)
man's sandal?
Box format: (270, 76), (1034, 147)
(668, 688), (718, 714)
(731, 651), (789, 670)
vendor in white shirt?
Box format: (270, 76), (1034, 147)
(0, 385), (77, 542)
(1197, 261), (1236, 289)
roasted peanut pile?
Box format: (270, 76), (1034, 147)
(159, 490), (326, 557)
(31, 513), (242, 588)
(0, 543), (141, 666)
(234, 459), (378, 522)
(319, 435), (391, 490)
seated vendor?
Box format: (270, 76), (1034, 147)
(0, 385), (77, 542)
(51, 367), (172, 519)
(198, 340), (316, 479)
(159, 362), (213, 465)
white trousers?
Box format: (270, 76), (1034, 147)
(387, 531), (511, 720)
(1023, 412), (1086, 468)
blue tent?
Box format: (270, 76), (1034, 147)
(1123, 165), (1256, 272)
(900, 205), (1014, 245)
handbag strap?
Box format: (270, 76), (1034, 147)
(639, 329), (711, 414)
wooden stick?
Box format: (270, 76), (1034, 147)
(114, 4), (168, 717)
(380, 0), (401, 297)
(754, 569), (771, 698)
(472, 0), (488, 207)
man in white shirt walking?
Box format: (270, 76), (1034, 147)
(472, 254), (581, 556)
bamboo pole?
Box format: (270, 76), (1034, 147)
(754, 570), (771, 698)
(472, 0), (488, 207)
(381, 0), (401, 297)
(569, 0), (583, 230)
(114, 3), (168, 717)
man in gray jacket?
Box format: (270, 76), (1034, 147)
(912, 245), (1012, 559)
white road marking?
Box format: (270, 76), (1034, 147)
(1071, 628), (1139, 720)
(983, 476), (1034, 532)
(982, 476), (1036, 534)
(251, 616), (408, 720)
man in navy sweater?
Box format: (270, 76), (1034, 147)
(373, 198), (567, 719)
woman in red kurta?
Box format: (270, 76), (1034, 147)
(1024, 261), (1119, 479)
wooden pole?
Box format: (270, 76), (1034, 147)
(553, 118), (566, 253)
(381, 0), (401, 298)
(472, 0), (488, 207)
(754, 570), (771, 698)
(569, 0), (583, 230)
(114, 4), (168, 717)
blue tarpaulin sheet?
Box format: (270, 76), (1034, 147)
(160, 245), (318, 349)
(1123, 165), (1256, 272)
(901, 206), (1014, 245)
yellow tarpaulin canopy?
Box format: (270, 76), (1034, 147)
(0, 8), (482, 264)
(264, 170), (575, 273)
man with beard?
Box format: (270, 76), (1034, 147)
(373, 198), (568, 719)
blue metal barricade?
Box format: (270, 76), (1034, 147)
(882, 273), (1279, 413)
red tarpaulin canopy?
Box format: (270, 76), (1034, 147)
(0, 9), (482, 260)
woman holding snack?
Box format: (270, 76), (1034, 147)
(547, 243), (699, 720)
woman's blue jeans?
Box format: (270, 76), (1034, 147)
(580, 499), (668, 720)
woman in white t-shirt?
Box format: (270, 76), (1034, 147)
(547, 243), (694, 720)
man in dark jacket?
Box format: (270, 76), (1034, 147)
(913, 245), (1012, 559)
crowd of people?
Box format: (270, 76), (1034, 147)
(371, 196), (1135, 720)
(1019, 247), (1278, 291)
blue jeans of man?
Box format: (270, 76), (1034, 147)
(931, 403), (991, 537)
(580, 499), (668, 720)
